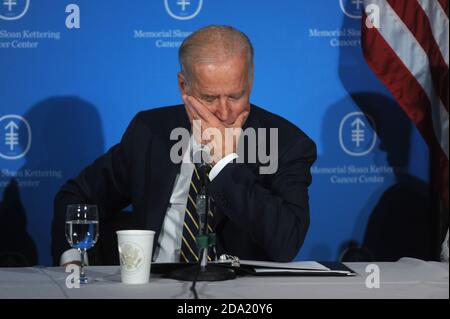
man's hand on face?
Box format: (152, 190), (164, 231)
(183, 94), (249, 164)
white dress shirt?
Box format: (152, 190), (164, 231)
(60, 137), (237, 265)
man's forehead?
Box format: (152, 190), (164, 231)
(193, 81), (247, 95)
(191, 69), (249, 94)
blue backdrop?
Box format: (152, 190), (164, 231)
(0, 0), (430, 266)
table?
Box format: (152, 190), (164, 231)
(0, 258), (448, 299)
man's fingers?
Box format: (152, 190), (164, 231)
(182, 93), (193, 109)
(186, 95), (217, 123)
(235, 110), (249, 128)
(183, 94), (200, 120)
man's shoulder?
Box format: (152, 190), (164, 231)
(135, 104), (185, 122)
(251, 104), (313, 143)
(131, 104), (187, 132)
(251, 104), (316, 162)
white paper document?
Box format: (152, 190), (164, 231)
(239, 260), (330, 271)
(237, 260), (355, 275)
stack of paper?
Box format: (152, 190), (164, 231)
(238, 260), (355, 276)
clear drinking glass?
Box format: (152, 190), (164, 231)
(65, 204), (99, 284)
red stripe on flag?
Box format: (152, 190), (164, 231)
(387, 0), (449, 111)
(438, 0), (449, 18)
(362, 14), (449, 207)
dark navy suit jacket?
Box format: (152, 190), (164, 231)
(52, 104), (316, 265)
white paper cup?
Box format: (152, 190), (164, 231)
(116, 230), (155, 284)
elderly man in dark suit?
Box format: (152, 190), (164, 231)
(52, 25), (316, 266)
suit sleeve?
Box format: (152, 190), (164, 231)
(208, 135), (317, 262)
(51, 113), (141, 265)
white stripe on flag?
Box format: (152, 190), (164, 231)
(365, 0), (449, 158)
(416, 0), (449, 67)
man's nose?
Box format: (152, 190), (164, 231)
(213, 97), (230, 122)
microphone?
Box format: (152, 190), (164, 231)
(191, 143), (210, 167)
(167, 143), (236, 287)
(191, 143), (211, 193)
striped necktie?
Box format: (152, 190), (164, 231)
(180, 164), (216, 263)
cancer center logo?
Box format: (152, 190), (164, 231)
(0, 0), (29, 20)
(164, 0), (203, 20)
(339, 112), (377, 156)
(339, 0), (363, 19)
(0, 114), (32, 160)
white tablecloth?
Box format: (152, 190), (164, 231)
(0, 258), (448, 299)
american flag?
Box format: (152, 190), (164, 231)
(362, 0), (449, 208)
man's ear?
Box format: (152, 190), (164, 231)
(177, 72), (189, 96)
(247, 72), (254, 94)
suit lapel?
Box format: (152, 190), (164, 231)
(145, 105), (263, 255)
(145, 106), (190, 254)
(212, 105), (262, 232)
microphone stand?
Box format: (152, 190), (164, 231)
(168, 158), (236, 283)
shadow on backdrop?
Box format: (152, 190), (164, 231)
(355, 93), (431, 261)
(0, 97), (104, 266)
(311, 94), (389, 262)
(335, 2), (432, 261)
(0, 179), (37, 266)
